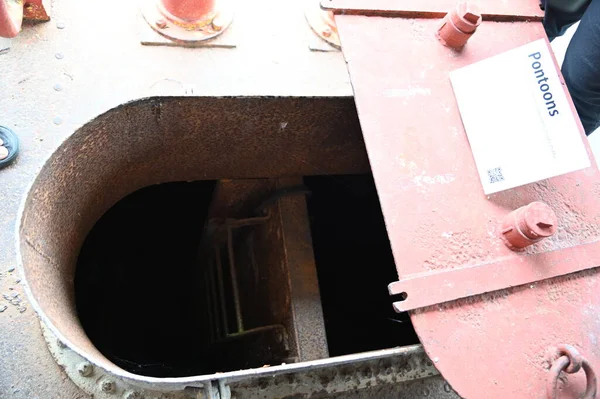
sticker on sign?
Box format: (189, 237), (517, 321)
(450, 39), (590, 195)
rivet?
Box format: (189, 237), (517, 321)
(100, 380), (116, 393)
(77, 362), (93, 377)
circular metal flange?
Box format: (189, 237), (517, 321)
(305, 0), (340, 49)
(141, 0), (233, 43)
(40, 323), (200, 399)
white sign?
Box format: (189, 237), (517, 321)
(450, 39), (590, 195)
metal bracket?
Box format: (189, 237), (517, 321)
(321, 0), (543, 20)
(389, 240), (600, 312)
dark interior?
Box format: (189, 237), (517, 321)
(304, 175), (419, 357)
(75, 175), (418, 378)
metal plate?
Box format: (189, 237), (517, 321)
(334, 12), (600, 398)
(322, 0), (544, 20)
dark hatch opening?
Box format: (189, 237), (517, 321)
(304, 175), (419, 357)
(75, 181), (217, 378)
(75, 176), (419, 378)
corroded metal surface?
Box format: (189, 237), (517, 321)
(17, 97), (368, 385)
(202, 178), (329, 363)
(226, 345), (458, 399)
(22, 0), (49, 21)
(333, 8), (600, 399)
(0, 0), (353, 392)
(322, 0), (544, 19)
(273, 177), (329, 362)
(546, 345), (597, 399)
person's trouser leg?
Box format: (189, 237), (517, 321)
(544, 0), (600, 135)
(544, 2), (588, 41)
(559, 0), (600, 135)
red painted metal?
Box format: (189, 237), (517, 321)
(436, 1), (481, 49)
(501, 201), (558, 250)
(322, 0), (544, 20)
(546, 345), (597, 399)
(332, 2), (600, 397)
(141, 0), (233, 43)
(160, 0), (216, 22)
(0, 0), (23, 38)
(388, 240), (600, 311)
(0, 0), (49, 38)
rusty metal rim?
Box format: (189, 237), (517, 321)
(42, 318), (439, 398)
(13, 103), (422, 388)
(16, 192), (432, 389)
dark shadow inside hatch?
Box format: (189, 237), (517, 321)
(75, 181), (217, 378)
(75, 176), (419, 378)
(304, 175), (419, 357)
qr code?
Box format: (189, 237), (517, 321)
(487, 167), (504, 184)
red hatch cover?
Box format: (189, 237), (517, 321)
(327, 1), (600, 398)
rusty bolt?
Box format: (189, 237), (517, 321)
(77, 362), (94, 377)
(501, 202), (558, 250)
(155, 19), (167, 29)
(437, 1), (482, 49)
(322, 27), (332, 38)
(100, 380), (116, 393)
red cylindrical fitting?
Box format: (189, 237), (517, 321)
(159, 0), (216, 23)
(501, 202), (558, 250)
(437, 1), (482, 49)
(0, 0), (24, 38)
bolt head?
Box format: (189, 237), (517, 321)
(322, 27), (332, 37)
(77, 362), (94, 377)
(523, 202), (557, 238)
(155, 19), (167, 29)
(458, 2), (481, 24)
(100, 380), (116, 393)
